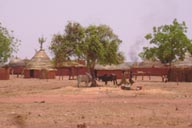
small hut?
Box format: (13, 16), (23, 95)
(24, 49), (56, 79)
(24, 38), (56, 79)
(9, 57), (26, 77)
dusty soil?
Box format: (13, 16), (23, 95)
(0, 75), (192, 128)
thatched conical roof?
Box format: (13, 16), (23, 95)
(27, 49), (54, 70)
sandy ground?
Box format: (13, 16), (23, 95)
(0, 75), (192, 128)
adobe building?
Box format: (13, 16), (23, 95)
(132, 60), (169, 81)
(0, 65), (9, 80)
(9, 57), (26, 77)
(24, 40), (56, 79)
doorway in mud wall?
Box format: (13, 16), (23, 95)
(29, 70), (34, 78)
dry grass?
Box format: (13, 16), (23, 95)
(0, 75), (192, 128)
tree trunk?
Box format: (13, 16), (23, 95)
(89, 67), (98, 87)
(90, 79), (98, 87)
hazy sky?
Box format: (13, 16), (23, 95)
(0, 0), (192, 61)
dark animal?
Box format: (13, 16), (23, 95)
(97, 74), (117, 85)
(77, 73), (92, 87)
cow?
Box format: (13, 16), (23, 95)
(77, 73), (92, 87)
(97, 74), (117, 85)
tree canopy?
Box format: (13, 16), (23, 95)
(50, 22), (124, 69)
(79, 24), (124, 69)
(0, 23), (19, 64)
(139, 19), (192, 65)
(49, 22), (85, 67)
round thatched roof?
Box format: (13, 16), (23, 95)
(27, 49), (54, 70)
(9, 57), (25, 67)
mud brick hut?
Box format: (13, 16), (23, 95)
(56, 61), (87, 80)
(9, 57), (26, 77)
(24, 49), (56, 79)
(0, 65), (9, 80)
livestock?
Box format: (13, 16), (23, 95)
(77, 73), (92, 87)
(97, 74), (117, 85)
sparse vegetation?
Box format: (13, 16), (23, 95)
(0, 22), (20, 64)
(0, 76), (192, 128)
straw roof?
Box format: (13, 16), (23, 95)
(95, 62), (131, 70)
(27, 49), (54, 70)
(173, 52), (192, 67)
(9, 57), (25, 67)
(57, 61), (85, 68)
(136, 60), (165, 68)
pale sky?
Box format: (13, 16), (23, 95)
(0, 0), (192, 61)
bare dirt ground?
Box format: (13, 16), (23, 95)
(0, 75), (192, 128)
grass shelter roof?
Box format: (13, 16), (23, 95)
(136, 60), (166, 68)
(57, 61), (85, 68)
(95, 62), (131, 70)
(27, 49), (55, 70)
(173, 52), (192, 67)
(9, 57), (25, 67)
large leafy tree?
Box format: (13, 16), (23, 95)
(139, 19), (192, 65)
(50, 22), (85, 67)
(50, 22), (124, 86)
(79, 25), (124, 75)
(0, 23), (19, 64)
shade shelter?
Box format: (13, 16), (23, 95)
(95, 63), (131, 79)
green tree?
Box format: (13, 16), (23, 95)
(79, 25), (124, 81)
(50, 22), (124, 86)
(139, 19), (192, 65)
(50, 22), (85, 67)
(0, 23), (19, 64)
